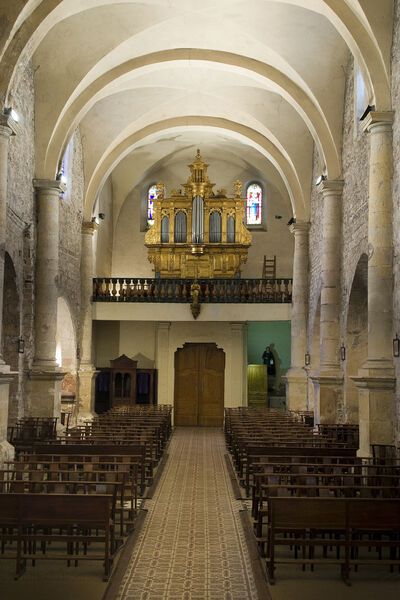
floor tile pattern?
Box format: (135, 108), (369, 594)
(116, 427), (258, 600)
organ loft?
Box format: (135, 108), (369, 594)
(145, 150), (252, 278)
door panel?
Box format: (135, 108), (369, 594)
(174, 343), (225, 426)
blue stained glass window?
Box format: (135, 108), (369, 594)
(147, 185), (159, 226)
(246, 183), (262, 225)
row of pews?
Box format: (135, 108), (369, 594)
(0, 405), (172, 580)
(225, 407), (400, 585)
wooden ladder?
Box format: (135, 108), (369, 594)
(262, 255), (276, 279)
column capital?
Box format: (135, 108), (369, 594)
(362, 110), (394, 134)
(317, 179), (344, 196)
(0, 114), (20, 137)
(289, 220), (310, 236)
(33, 179), (66, 195)
(82, 221), (98, 235)
(157, 321), (171, 331)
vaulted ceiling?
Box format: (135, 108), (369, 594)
(0, 1), (393, 222)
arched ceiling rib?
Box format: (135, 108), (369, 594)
(0, 0), (394, 224)
(83, 117), (307, 222)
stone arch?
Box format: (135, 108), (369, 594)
(83, 118), (306, 222)
(344, 254), (368, 424)
(56, 296), (77, 424)
(2, 253), (22, 424)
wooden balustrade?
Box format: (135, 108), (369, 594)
(92, 278), (292, 304)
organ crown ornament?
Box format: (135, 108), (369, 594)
(145, 150), (252, 278)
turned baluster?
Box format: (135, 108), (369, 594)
(211, 281), (217, 301)
(253, 279), (260, 302)
(125, 278), (132, 300)
(205, 281), (210, 301)
(109, 279), (116, 299)
(160, 280), (166, 299)
(92, 279), (98, 300)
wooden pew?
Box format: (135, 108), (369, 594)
(0, 493), (115, 580)
(266, 497), (400, 584)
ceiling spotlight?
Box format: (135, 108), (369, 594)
(315, 174), (327, 186)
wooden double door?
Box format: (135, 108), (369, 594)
(174, 343), (225, 426)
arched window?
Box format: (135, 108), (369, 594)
(209, 211), (221, 242)
(246, 183), (262, 225)
(59, 137), (73, 200)
(147, 184), (158, 226)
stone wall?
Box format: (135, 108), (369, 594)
(6, 61), (35, 420)
(391, 0), (400, 446)
(307, 146), (323, 347)
(58, 128), (84, 334)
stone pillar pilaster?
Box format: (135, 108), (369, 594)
(352, 112), (395, 455)
(312, 180), (344, 424)
(0, 115), (17, 368)
(77, 221), (98, 421)
(228, 322), (247, 407)
(285, 221), (310, 411)
(155, 322), (171, 406)
(28, 179), (66, 418)
(0, 115), (18, 461)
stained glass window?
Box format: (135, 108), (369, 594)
(246, 183), (262, 225)
(147, 184), (158, 226)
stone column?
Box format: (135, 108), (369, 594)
(352, 112), (395, 455)
(155, 322), (171, 406)
(0, 115), (16, 367)
(228, 322), (247, 408)
(77, 221), (98, 421)
(0, 115), (18, 463)
(28, 179), (66, 418)
(285, 221), (310, 411)
(312, 180), (344, 424)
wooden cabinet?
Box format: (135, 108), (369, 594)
(95, 355), (157, 412)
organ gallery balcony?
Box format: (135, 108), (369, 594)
(92, 277), (293, 304)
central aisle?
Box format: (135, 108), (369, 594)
(115, 427), (259, 600)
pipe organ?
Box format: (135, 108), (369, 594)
(145, 150), (252, 278)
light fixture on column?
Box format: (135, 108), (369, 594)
(315, 174), (327, 186)
(91, 216), (100, 225)
(98, 213), (105, 220)
(4, 106), (19, 123)
(305, 352), (310, 366)
(340, 344), (346, 361)
(17, 337), (24, 354)
(393, 334), (400, 357)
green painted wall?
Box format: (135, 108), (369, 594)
(247, 321), (291, 373)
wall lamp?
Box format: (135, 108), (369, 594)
(315, 174), (327, 186)
(12, 336), (24, 353)
(305, 352), (310, 366)
(340, 344), (346, 361)
(393, 334), (400, 358)
(98, 213), (105, 220)
(287, 217), (296, 226)
(4, 106), (19, 123)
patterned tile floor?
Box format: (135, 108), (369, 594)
(116, 427), (259, 600)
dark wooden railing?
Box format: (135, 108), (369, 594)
(92, 278), (292, 304)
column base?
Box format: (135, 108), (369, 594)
(351, 361), (395, 456)
(0, 439), (14, 466)
(0, 371), (15, 465)
(27, 368), (67, 418)
(311, 370), (344, 424)
(77, 366), (99, 421)
(285, 367), (308, 411)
